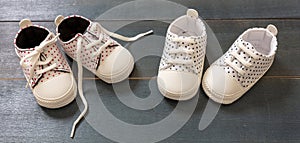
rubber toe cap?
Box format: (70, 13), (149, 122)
(97, 46), (133, 77)
(203, 65), (243, 97)
(157, 70), (199, 98)
(33, 73), (74, 100)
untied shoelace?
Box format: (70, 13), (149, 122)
(70, 24), (153, 138)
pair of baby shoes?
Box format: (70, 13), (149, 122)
(14, 15), (152, 137)
(157, 9), (278, 104)
(14, 8), (279, 137)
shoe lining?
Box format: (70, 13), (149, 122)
(16, 27), (49, 49)
(242, 30), (273, 55)
(58, 17), (90, 42)
(170, 16), (204, 37)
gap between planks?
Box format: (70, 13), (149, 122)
(1, 76), (300, 81)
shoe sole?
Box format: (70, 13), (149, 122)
(34, 75), (77, 109)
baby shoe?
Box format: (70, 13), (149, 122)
(14, 19), (77, 108)
(54, 15), (153, 137)
(157, 9), (207, 101)
(55, 15), (153, 83)
(202, 24), (278, 104)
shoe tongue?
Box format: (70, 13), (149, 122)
(83, 22), (103, 41)
(239, 38), (261, 54)
(169, 30), (191, 39)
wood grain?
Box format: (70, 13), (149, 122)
(0, 78), (300, 142)
(0, 0), (300, 21)
(1, 0), (300, 142)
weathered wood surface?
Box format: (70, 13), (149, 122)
(1, 0), (300, 142)
(0, 0), (300, 21)
(0, 78), (300, 142)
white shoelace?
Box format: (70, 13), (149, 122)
(70, 25), (153, 138)
(164, 37), (195, 67)
(20, 33), (60, 87)
(225, 43), (260, 75)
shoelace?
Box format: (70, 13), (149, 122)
(85, 23), (153, 57)
(20, 33), (60, 87)
(70, 25), (153, 138)
(225, 43), (260, 75)
(164, 37), (195, 67)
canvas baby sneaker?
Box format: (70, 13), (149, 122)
(157, 9), (207, 101)
(14, 19), (77, 108)
(54, 15), (153, 83)
(54, 15), (152, 137)
(202, 24), (278, 104)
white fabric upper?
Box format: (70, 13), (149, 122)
(157, 9), (207, 100)
(202, 25), (278, 104)
(211, 28), (277, 88)
(14, 25), (71, 88)
(56, 15), (139, 81)
(14, 20), (76, 110)
(57, 16), (120, 74)
(159, 15), (207, 76)
(55, 15), (153, 137)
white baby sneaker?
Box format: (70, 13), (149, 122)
(54, 15), (152, 137)
(14, 19), (77, 109)
(157, 9), (207, 101)
(55, 15), (153, 83)
(202, 24), (278, 104)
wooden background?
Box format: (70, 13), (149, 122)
(1, 0), (300, 142)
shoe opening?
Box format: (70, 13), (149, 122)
(170, 15), (205, 37)
(242, 29), (276, 56)
(58, 17), (90, 42)
(16, 26), (49, 49)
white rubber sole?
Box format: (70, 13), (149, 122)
(34, 76), (77, 109)
(202, 64), (272, 104)
(96, 56), (134, 84)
